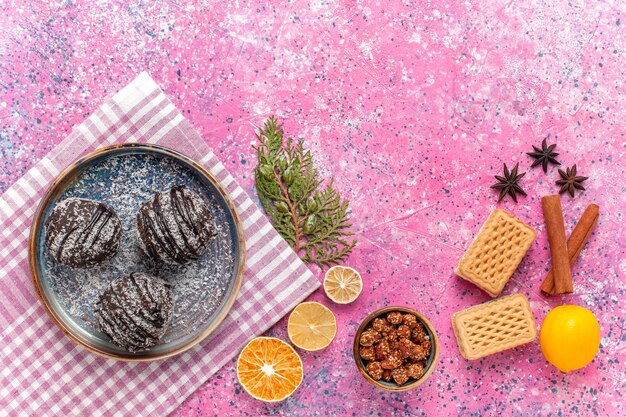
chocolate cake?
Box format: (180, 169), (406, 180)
(136, 186), (217, 264)
(44, 197), (122, 268)
(95, 273), (174, 352)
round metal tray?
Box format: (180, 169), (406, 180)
(29, 144), (245, 361)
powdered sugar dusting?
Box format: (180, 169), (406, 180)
(45, 198), (121, 268)
(95, 273), (174, 352)
(42, 152), (237, 352)
(137, 186), (217, 265)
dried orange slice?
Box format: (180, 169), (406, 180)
(236, 337), (303, 402)
(323, 266), (363, 304)
(287, 302), (337, 351)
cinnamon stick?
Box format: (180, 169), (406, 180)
(541, 195), (573, 294)
(541, 204), (599, 294)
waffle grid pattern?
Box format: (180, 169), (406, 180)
(455, 209), (536, 297)
(452, 294), (537, 360)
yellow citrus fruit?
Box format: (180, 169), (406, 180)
(287, 302), (337, 351)
(540, 305), (601, 373)
(236, 337), (303, 402)
(323, 266), (363, 304)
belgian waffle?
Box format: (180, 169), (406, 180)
(455, 209), (536, 297)
(451, 294), (537, 360)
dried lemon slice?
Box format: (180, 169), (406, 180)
(236, 337), (303, 402)
(323, 266), (363, 304)
(287, 302), (337, 351)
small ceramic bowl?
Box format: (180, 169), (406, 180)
(353, 306), (439, 391)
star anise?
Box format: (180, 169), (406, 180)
(491, 163), (527, 203)
(527, 138), (560, 173)
(556, 164), (588, 197)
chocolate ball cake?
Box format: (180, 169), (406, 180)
(44, 197), (122, 268)
(136, 186), (217, 264)
(95, 273), (174, 352)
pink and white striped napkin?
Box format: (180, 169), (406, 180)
(0, 72), (320, 416)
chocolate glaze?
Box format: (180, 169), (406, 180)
(45, 198), (122, 268)
(136, 186), (216, 264)
(95, 272), (174, 352)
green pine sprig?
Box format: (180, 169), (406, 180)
(253, 116), (357, 268)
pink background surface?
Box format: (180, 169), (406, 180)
(1, 1), (625, 416)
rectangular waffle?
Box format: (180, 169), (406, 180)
(455, 209), (536, 297)
(452, 294), (537, 360)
